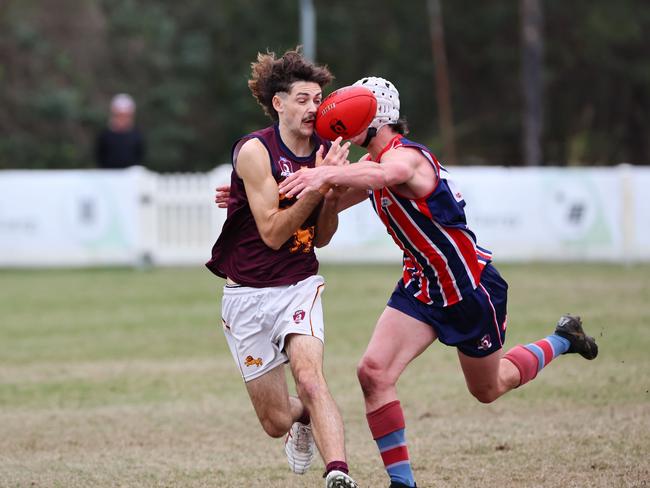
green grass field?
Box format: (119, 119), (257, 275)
(0, 264), (648, 487)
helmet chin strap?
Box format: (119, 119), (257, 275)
(361, 127), (377, 148)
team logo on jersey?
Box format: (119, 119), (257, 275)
(289, 225), (315, 254)
(293, 310), (306, 323)
(279, 157), (293, 177)
(244, 355), (263, 367)
(477, 334), (492, 351)
(381, 197), (392, 207)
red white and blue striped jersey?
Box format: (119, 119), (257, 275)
(369, 135), (492, 307)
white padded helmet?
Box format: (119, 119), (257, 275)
(353, 76), (400, 131)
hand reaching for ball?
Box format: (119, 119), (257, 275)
(317, 137), (351, 167)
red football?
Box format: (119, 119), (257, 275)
(315, 86), (377, 140)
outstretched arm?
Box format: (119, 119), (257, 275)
(335, 187), (368, 212)
(278, 152), (415, 200)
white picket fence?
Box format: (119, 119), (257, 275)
(0, 166), (228, 267)
(1, 164), (649, 267)
(137, 167), (230, 266)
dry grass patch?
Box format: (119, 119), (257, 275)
(0, 264), (648, 487)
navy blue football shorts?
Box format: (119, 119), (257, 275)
(387, 264), (508, 358)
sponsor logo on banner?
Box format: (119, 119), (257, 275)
(545, 179), (599, 241)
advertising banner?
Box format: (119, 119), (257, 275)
(1, 165), (648, 267)
(0, 168), (143, 266)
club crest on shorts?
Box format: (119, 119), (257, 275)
(244, 355), (263, 367)
(477, 334), (492, 351)
(293, 309), (306, 323)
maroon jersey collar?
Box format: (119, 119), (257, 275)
(274, 124), (320, 164)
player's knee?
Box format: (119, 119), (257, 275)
(294, 370), (326, 403)
(468, 384), (500, 404)
(260, 414), (292, 438)
(357, 355), (392, 394)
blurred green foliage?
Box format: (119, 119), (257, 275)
(0, 0), (648, 170)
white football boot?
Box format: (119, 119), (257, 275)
(325, 470), (359, 488)
(284, 421), (315, 474)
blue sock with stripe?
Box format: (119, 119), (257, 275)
(505, 335), (570, 386)
(523, 334), (570, 372)
(367, 401), (416, 487)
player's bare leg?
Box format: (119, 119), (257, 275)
(457, 348), (520, 403)
(358, 307), (436, 411)
(246, 363), (301, 437)
(459, 314), (598, 403)
(285, 334), (348, 467)
(247, 361), (316, 474)
(357, 306), (437, 488)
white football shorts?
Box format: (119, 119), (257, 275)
(220, 275), (326, 382)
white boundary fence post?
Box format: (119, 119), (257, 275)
(130, 166), (157, 267)
(619, 164), (635, 264)
(140, 165), (231, 266)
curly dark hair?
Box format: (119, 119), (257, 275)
(248, 47), (334, 121)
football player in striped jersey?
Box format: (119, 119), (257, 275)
(278, 76), (598, 488)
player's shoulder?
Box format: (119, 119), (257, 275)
(235, 138), (271, 178)
(238, 137), (267, 156)
(237, 138), (270, 166)
(384, 143), (423, 165)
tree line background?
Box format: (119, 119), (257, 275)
(0, 0), (648, 172)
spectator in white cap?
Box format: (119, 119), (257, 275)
(95, 93), (146, 168)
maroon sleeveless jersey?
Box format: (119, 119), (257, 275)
(206, 124), (331, 287)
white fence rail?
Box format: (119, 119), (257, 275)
(0, 165), (649, 267)
(140, 169), (227, 266)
